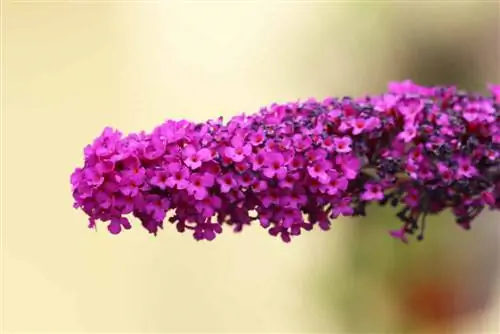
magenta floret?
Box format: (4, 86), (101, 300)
(70, 81), (500, 243)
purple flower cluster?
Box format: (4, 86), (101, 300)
(70, 81), (500, 243)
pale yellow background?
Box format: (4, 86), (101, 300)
(2, 1), (500, 333)
(2, 1), (353, 332)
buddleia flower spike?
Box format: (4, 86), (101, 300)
(70, 81), (500, 243)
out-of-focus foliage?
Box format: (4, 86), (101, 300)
(317, 205), (499, 333)
(312, 3), (500, 333)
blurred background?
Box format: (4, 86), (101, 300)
(2, 0), (500, 333)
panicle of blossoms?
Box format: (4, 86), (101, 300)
(70, 80), (500, 243)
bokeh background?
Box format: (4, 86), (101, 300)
(2, 0), (500, 333)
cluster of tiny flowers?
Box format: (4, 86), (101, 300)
(70, 81), (500, 243)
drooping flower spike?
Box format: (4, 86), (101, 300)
(70, 81), (500, 243)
